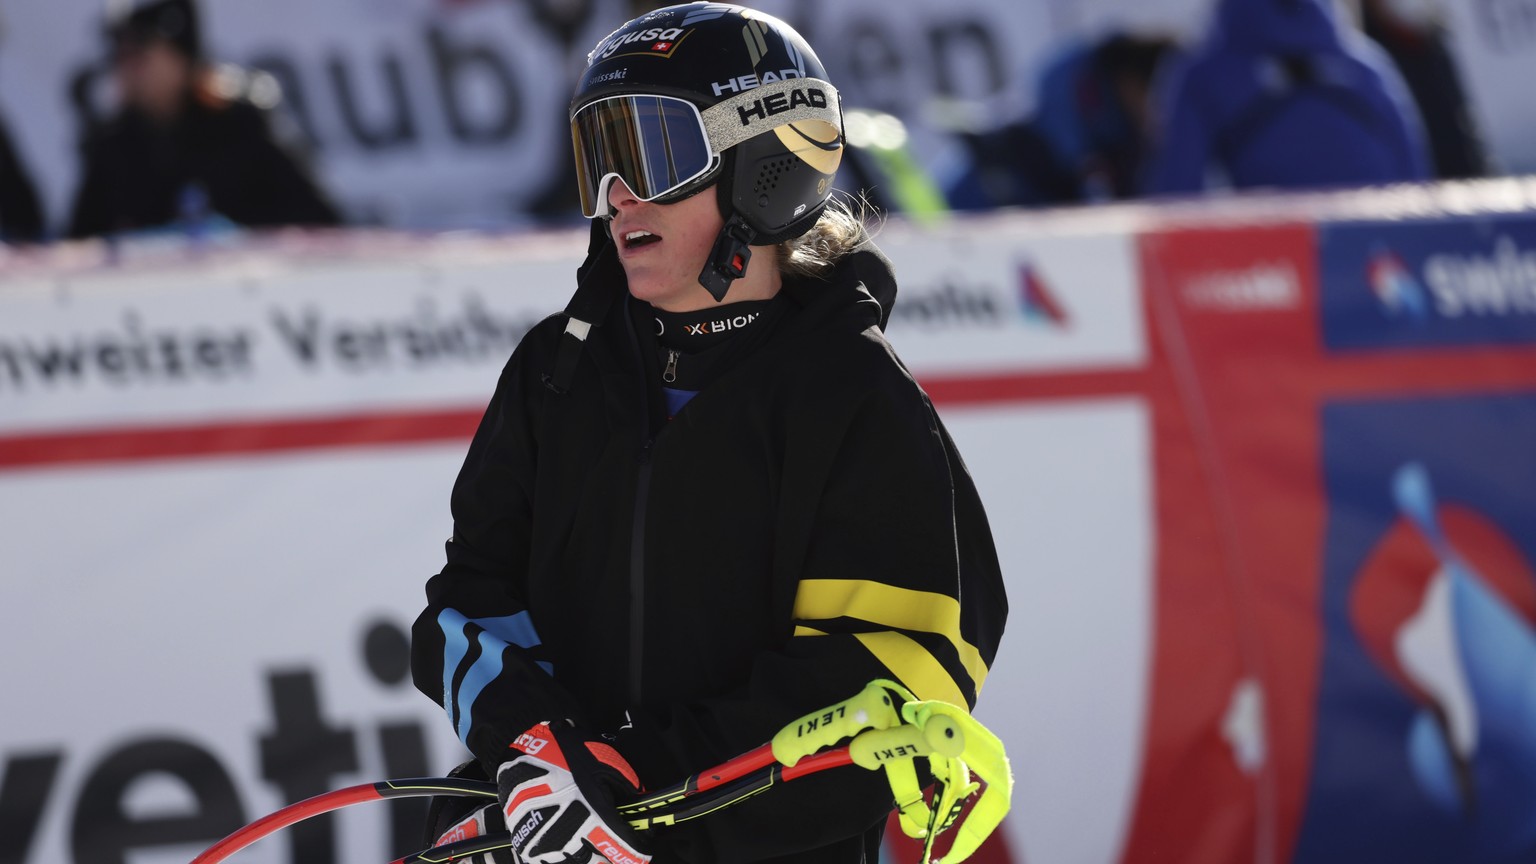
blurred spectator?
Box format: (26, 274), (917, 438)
(1360, 0), (1490, 178)
(941, 118), (1081, 211)
(0, 113), (45, 243)
(1143, 0), (1432, 196)
(67, 0), (340, 239)
(941, 33), (1176, 211)
(1033, 33), (1177, 201)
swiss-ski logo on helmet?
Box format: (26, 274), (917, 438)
(735, 87), (828, 126)
(588, 68), (628, 86)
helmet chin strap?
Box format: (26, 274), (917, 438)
(698, 214), (756, 303)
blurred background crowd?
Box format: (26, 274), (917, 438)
(0, 0), (1519, 246)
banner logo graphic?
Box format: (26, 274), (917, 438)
(1018, 263), (1068, 327)
(1367, 249), (1430, 321)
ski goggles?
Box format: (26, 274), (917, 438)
(572, 94), (718, 218)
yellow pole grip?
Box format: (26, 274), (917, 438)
(771, 680), (909, 766)
(848, 714), (965, 770)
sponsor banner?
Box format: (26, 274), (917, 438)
(1318, 215), (1536, 352)
(0, 0), (620, 231)
(0, 220), (1149, 437)
(880, 218), (1146, 374)
(0, 445), (476, 864)
(0, 0), (1529, 237)
(0, 391), (1152, 864)
(0, 211), (1167, 864)
(1296, 392), (1536, 863)
(0, 233), (582, 434)
(1137, 217), (1536, 864)
(1127, 223), (1323, 864)
(0, 0), (1055, 233)
(8, 197), (1536, 864)
(0, 216), (1161, 864)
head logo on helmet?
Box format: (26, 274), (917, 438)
(571, 2), (845, 301)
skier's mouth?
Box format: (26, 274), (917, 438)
(622, 229), (662, 251)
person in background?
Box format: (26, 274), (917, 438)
(1360, 0), (1489, 179)
(1031, 32), (1178, 202)
(939, 112), (1084, 211)
(1143, 0), (1431, 196)
(67, 0), (340, 239)
(0, 112), (44, 243)
(941, 32), (1175, 211)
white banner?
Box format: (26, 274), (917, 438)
(0, 0), (625, 232)
(0, 233), (582, 433)
(0, 0), (1061, 234)
(0, 444), (475, 864)
(0, 217), (1145, 436)
(3, 0), (1525, 238)
(880, 216), (1145, 374)
(0, 221), (1155, 864)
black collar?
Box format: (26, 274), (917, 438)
(651, 299), (775, 352)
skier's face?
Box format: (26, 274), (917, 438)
(608, 178), (726, 312)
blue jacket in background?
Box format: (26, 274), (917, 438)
(1144, 0), (1431, 195)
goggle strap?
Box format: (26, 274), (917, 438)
(700, 78), (842, 154)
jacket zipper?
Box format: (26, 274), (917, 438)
(629, 438), (653, 707)
(625, 313), (668, 709)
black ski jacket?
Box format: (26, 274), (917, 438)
(411, 240), (1008, 863)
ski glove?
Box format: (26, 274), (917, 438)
(498, 721), (651, 864)
(429, 802), (514, 864)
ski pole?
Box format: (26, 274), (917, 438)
(192, 720), (950, 864)
(194, 680), (1007, 864)
(189, 777), (497, 864)
(392, 721), (957, 864)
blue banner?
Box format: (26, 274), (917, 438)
(1296, 391), (1536, 863)
(1318, 217), (1536, 351)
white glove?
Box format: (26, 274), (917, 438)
(429, 801), (513, 863)
(498, 721), (651, 864)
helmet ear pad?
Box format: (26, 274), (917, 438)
(720, 127), (841, 245)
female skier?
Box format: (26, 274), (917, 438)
(411, 5), (1008, 862)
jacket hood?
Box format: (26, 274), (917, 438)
(1210, 0), (1344, 54)
(772, 243), (899, 340)
(824, 244), (898, 331)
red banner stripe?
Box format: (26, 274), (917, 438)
(0, 408), (483, 470)
(0, 368), (1150, 472)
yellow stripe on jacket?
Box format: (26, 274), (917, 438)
(791, 579), (988, 704)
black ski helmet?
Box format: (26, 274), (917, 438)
(571, 3), (844, 299)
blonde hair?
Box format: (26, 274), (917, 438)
(777, 194), (879, 281)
